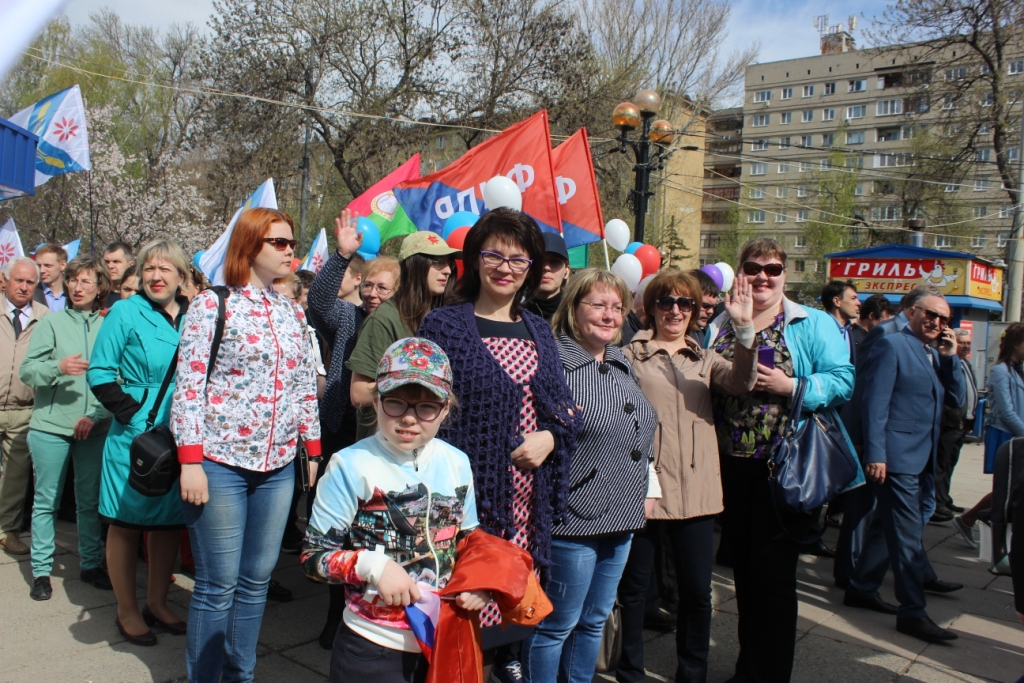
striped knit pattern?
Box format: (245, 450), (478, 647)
(553, 336), (657, 538)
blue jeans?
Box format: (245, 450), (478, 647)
(181, 459), (294, 683)
(522, 533), (632, 683)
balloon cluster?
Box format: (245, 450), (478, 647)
(442, 175), (522, 251)
(356, 218), (382, 260)
(604, 218), (661, 291)
(700, 262), (735, 292)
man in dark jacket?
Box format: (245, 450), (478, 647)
(526, 233), (570, 321)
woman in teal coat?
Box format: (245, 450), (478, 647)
(87, 239), (190, 646)
(21, 257), (113, 602)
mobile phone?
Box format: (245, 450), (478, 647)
(297, 443), (311, 493)
(758, 346), (775, 369)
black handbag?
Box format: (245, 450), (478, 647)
(768, 378), (860, 516)
(128, 288), (227, 497)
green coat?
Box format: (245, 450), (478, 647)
(87, 294), (187, 528)
(20, 309), (111, 438)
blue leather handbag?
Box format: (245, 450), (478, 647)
(768, 378), (860, 515)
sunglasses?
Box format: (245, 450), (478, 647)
(381, 397), (447, 422)
(741, 262), (785, 277)
(656, 296), (695, 312)
(700, 302), (717, 311)
(263, 237), (298, 251)
(920, 308), (951, 327)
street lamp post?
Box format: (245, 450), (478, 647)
(612, 89), (687, 243)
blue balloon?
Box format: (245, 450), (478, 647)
(443, 211), (479, 239)
(193, 250), (206, 269)
(356, 217), (381, 255)
(625, 242), (643, 255)
(357, 250), (376, 261)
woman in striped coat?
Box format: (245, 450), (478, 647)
(521, 269), (658, 683)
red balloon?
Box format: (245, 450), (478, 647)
(455, 259), (464, 278)
(290, 258), (301, 272)
(634, 245), (661, 277)
(447, 226), (472, 251)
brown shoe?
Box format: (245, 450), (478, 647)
(0, 532), (29, 555)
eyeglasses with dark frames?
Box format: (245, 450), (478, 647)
(380, 397), (447, 422)
(920, 308), (951, 327)
(263, 237), (298, 251)
(479, 250), (532, 273)
(741, 262), (785, 277)
(700, 302), (717, 311)
(656, 296), (695, 312)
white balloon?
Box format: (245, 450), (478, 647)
(637, 274), (656, 298)
(715, 262), (735, 292)
(604, 218), (631, 251)
(483, 175), (523, 211)
(612, 253), (643, 291)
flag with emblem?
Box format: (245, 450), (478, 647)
(0, 218), (25, 268)
(347, 154), (420, 242)
(7, 85), (91, 187)
(199, 178), (278, 285)
(393, 111), (562, 236)
(552, 128), (604, 248)
(299, 228), (328, 273)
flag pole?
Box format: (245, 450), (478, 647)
(602, 239), (611, 270)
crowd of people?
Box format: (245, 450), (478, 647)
(0, 205), (1010, 683)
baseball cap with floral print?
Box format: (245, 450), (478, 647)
(376, 337), (452, 400)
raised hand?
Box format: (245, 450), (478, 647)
(723, 273), (753, 327)
(334, 208), (363, 258)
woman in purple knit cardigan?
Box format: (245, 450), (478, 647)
(418, 209), (582, 673)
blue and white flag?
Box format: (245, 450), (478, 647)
(0, 218), (26, 268)
(8, 85), (92, 187)
(199, 178), (277, 286)
(64, 238), (81, 260)
(299, 228), (328, 274)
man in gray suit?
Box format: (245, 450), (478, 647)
(854, 293), (964, 642)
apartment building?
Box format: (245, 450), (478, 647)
(700, 24), (1023, 284)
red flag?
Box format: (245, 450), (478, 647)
(552, 128), (604, 248)
(347, 154), (421, 216)
(394, 111), (562, 235)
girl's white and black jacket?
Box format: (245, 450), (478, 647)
(553, 335), (659, 538)
(301, 433), (479, 652)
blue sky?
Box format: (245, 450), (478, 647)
(63, 0), (893, 65)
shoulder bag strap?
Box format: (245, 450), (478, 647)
(145, 287), (228, 430)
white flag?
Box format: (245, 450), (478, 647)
(199, 179), (278, 286)
(8, 85), (92, 187)
(299, 228), (328, 274)
(0, 218), (26, 268)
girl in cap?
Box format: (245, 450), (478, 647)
(303, 337), (489, 683)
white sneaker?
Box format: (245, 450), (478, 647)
(952, 516), (978, 550)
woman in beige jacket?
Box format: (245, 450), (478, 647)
(616, 269), (756, 683)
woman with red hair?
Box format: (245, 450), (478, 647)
(171, 208), (322, 682)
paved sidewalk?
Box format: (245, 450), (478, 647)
(0, 444), (1020, 682)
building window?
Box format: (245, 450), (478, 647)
(802, 110), (813, 122)
(822, 133), (834, 146)
(797, 186), (809, 197)
(750, 187), (766, 199)
(1010, 148), (1020, 161)
(750, 162), (767, 175)
(780, 112), (792, 124)
(935, 235), (952, 248)
(973, 206), (988, 218)
(800, 135), (813, 148)
(754, 90), (772, 103)
(1010, 60), (1024, 75)
(855, 183), (865, 196)
(823, 108), (835, 121)
(981, 92), (994, 107)
(435, 135), (446, 150)
(748, 210), (766, 223)
(846, 156), (865, 169)
(977, 149), (991, 162)
(848, 79), (867, 92)
(871, 206), (902, 221)
(802, 85), (814, 97)
(945, 67), (967, 81)
(777, 186), (788, 198)
(779, 137), (791, 149)
(793, 260), (806, 272)
(876, 99), (903, 116)
(699, 234), (722, 249)
(815, 261), (825, 273)
(824, 82), (836, 95)
(999, 234), (1009, 248)
(847, 105), (866, 119)
(753, 114), (769, 127)
(876, 153), (913, 167)
(752, 139), (769, 151)
(800, 161), (813, 173)
(975, 178), (990, 191)
(877, 126), (902, 142)
(775, 211), (788, 223)
(820, 158), (833, 169)
(945, 183), (957, 193)
(781, 87), (793, 100)
(778, 163), (790, 173)
(971, 235), (986, 248)
(847, 131), (866, 144)
(796, 211), (809, 223)
(1001, 205), (1016, 219)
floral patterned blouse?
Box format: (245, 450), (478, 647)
(712, 313), (794, 459)
(171, 284), (322, 471)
